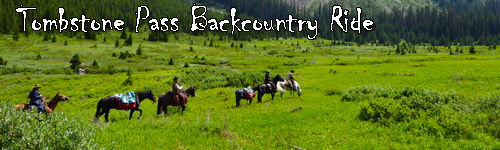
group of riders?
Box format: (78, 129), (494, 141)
(265, 69), (297, 92)
(27, 70), (297, 113)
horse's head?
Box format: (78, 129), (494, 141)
(54, 92), (70, 102)
(186, 86), (196, 97)
(148, 90), (156, 103)
(273, 75), (285, 83)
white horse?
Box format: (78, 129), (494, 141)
(276, 81), (302, 98)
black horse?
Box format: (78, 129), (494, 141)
(252, 75), (285, 103)
(94, 90), (156, 123)
(235, 88), (254, 107)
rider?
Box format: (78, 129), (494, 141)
(285, 70), (296, 90)
(265, 70), (275, 92)
(28, 84), (45, 113)
(171, 77), (185, 105)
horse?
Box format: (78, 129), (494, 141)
(94, 90), (156, 123)
(252, 75), (285, 103)
(157, 87), (196, 115)
(276, 80), (302, 98)
(235, 88), (255, 107)
(14, 92), (70, 114)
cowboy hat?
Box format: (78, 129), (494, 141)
(33, 84), (41, 89)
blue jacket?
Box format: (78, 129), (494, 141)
(29, 90), (42, 102)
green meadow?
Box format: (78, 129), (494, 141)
(1, 31), (500, 149)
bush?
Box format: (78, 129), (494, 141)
(0, 104), (100, 149)
(0, 57), (7, 65)
(346, 85), (481, 139)
(184, 63), (190, 68)
(36, 54), (42, 60)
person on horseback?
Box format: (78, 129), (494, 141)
(285, 70), (296, 90)
(171, 77), (185, 105)
(28, 84), (45, 113)
(265, 70), (276, 92)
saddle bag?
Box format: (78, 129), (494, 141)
(246, 92), (255, 99)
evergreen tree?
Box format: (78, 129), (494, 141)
(136, 44), (142, 55)
(115, 40), (120, 48)
(120, 31), (127, 39)
(469, 45), (476, 54)
(240, 42), (243, 48)
(69, 54), (82, 70)
(168, 57), (174, 65)
(12, 31), (19, 41)
(51, 36), (57, 43)
(43, 34), (50, 41)
(125, 34), (133, 46)
(92, 60), (99, 68)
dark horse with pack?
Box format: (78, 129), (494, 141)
(94, 90), (156, 123)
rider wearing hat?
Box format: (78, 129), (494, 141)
(171, 77), (185, 105)
(265, 70), (275, 92)
(285, 70), (296, 90)
(28, 84), (45, 113)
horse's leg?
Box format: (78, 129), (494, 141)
(129, 109), (135, 120)
(94, 111), (106, 123)
(137, 108), (143, 120)
(180, 101), (186, 114)
(258, 92), (263, 103)
(104, 110), (110, 122)
(162, 105), (168, 116)
(271, 92), (275, 100)
(236, 97), (240, 107)
(249, 98), (252, 105)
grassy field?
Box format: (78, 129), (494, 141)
(1, 31), (500, 149)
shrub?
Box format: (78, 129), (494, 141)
(184, 63), (190, 68)
(0, 104), (100, 149)
(92, 60), (99, 68)
(0, 57), (8, 66)
(189, 47), (194, 52)
(51, 35), (57, 43)
(36, 54), (42, 60)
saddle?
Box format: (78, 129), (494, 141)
(171, 92), (186, 104)
(115, 91), (137, 110)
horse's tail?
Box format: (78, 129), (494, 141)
(95, 99), (103, 118)
(156, 95), (163, 115)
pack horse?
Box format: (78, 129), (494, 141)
(94, 90), (156, 123)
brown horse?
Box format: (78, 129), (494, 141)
(13, 92), (70, 114)
(157, 87), (196, 115)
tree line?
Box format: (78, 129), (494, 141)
(1, 0), (499, 46)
